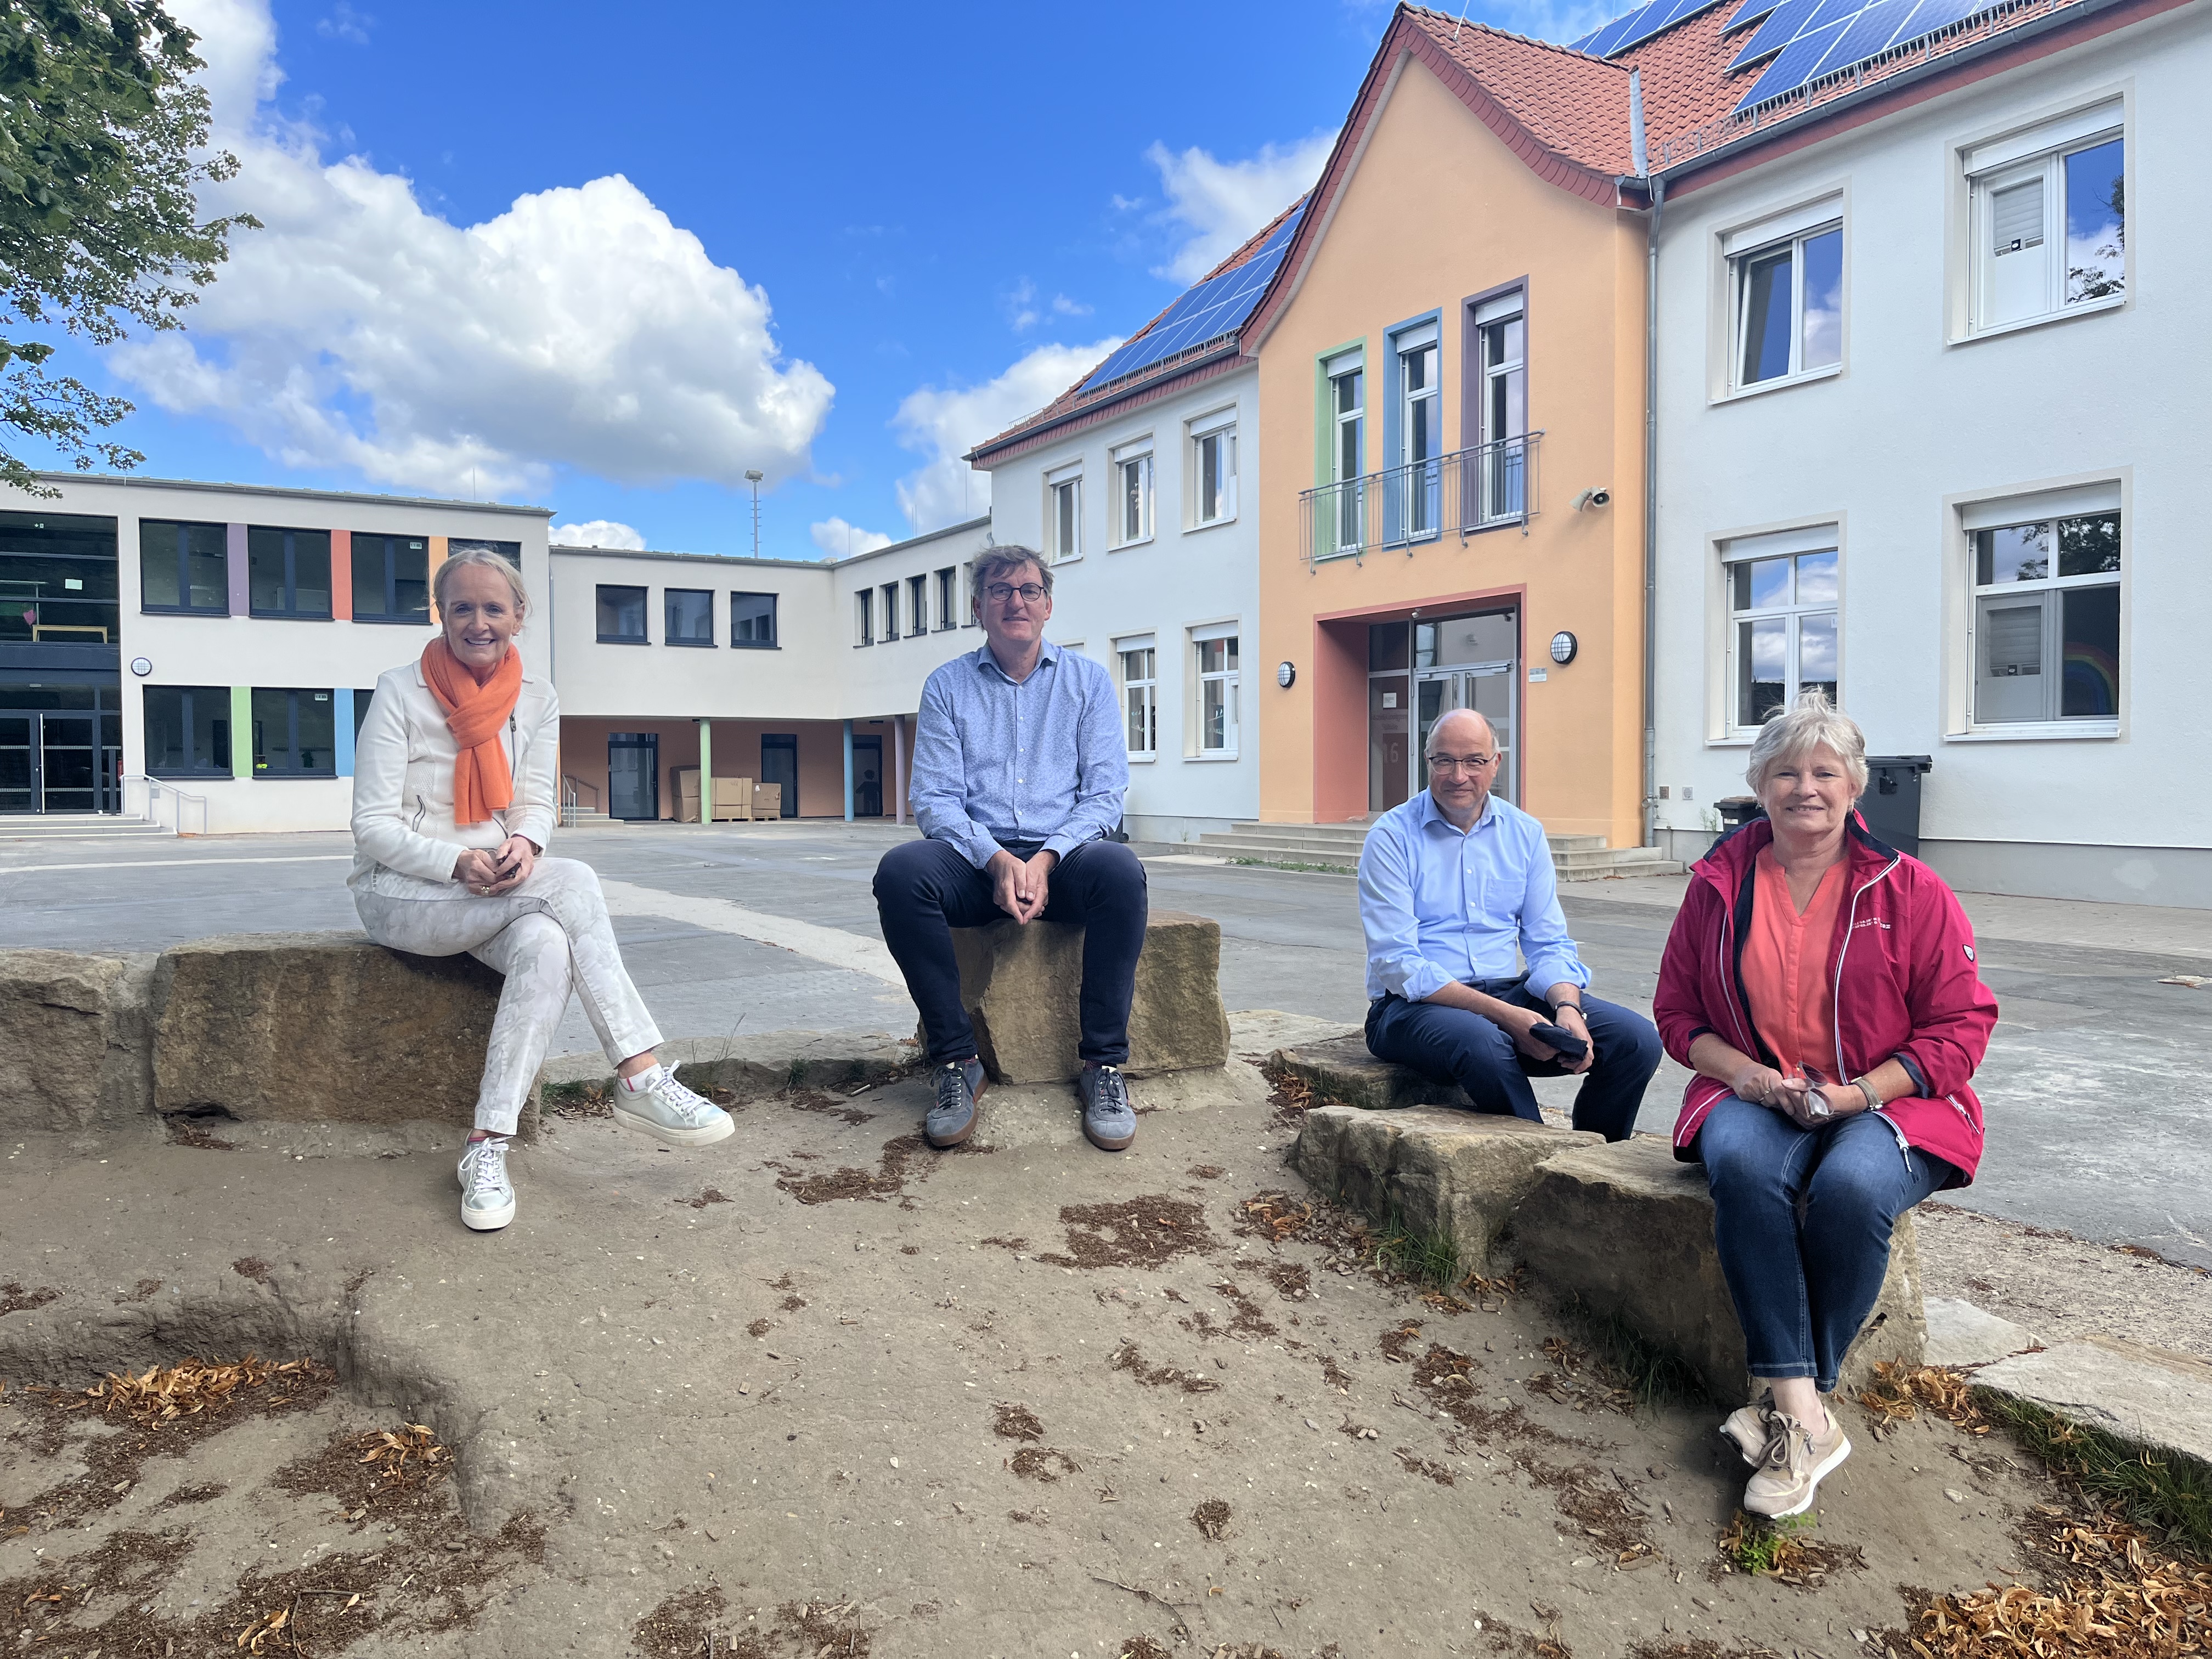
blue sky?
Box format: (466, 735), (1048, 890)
(26, 0), (1606, 559)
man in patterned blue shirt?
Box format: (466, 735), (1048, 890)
(874, 547), (1148, 1154)
(1359, 707), (1660, 1140)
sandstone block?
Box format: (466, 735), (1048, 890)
(1269, 1034), (1470, 1112)
(540, 1029), (914, 1103)
(1923, 1297), (2038, 1368)
(0, 949), (157, 1132)
(1974, 1338), (2212, 1471)
(153, 933), (523, 1132)
(1512, 1136), (1925, 1400)
(940, 910), (1229, 1084)
(1295, 1103), (1599, 1273)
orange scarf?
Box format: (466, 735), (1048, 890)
(420, 639), (522, 826)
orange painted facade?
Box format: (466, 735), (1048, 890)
(1252, 46), (1649, 848)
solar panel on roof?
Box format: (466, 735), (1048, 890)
(1730, 0), (2003, 108)
(1724, 0), (1784, 32)
(1570, 0), (1732, 56)
(1076, 206), (1305, 393)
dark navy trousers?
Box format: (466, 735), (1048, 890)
(1364, 979), (1662, 1142)
(873, 836), (1148, 1067)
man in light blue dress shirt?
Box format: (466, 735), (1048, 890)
(1359, 708), (1660, 1140)
(873, 547), (1148, 1155)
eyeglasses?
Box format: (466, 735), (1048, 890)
(1425, 753), (1497, 774)
(984, 583), (1047, 604)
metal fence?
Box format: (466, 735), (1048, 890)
(1301, 432), (1541, 568)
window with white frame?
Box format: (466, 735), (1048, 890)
(1325, 350), (1364, 554)
(1726, 200), (1842, 388)
(1474, 291), (1527, 523)
(1188, 408), (1237, 527)
(1045, 462), (1082, 563)
(1968, 101), (2124, 332)
(1109, 439), (1153, 547)
(1118, 635), (1157, 758)
(1723, 527), (1838, 730)
(1968, 499), (2121, 725)
(1193, 624), (1240, 755)
(1395, 320), (1441, 541)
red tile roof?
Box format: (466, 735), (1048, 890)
(967, 196), (1307, 464)
(1402, 5), (1638, 176)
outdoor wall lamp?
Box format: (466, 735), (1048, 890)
(1550, 631), (1578, 666)
(1277, 661), (1296, 689)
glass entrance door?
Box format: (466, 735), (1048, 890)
(38, 714), (98, 812)
(851, 736), (883, 817)
(0, 714), (30, 813)
(1415, 668), (1516, 805)
(607, 732), (659, 820)
(760, 735), (798, 818)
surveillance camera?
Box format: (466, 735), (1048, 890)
(1571, 487), (1612, 512)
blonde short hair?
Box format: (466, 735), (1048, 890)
(1746, 689), (1869, 797)
(432, 545), (530, 620)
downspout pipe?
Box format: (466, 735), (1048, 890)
(1642, 172), (1665, 851)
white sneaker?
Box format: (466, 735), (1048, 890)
(611, 1063), (735, 1148)
(457, 1137), (516, 1232)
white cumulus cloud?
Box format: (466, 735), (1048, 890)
(1145, 132), (1336, 283)
(891, 338), (1122, 534)
(550, 519), (646, 550)
(811, 517), (894, 559)
(115, 0), (833, 500)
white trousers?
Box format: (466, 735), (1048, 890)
(354, 856), (662, 1136)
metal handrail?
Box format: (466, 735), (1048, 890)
(123, 773), (208, 837)
(1301, 431), (1542, 568)
(560, 773), (601, 828)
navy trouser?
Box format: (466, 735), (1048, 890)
(1363, 979), (1662, 1142)
(873, 836), (1148, 1068)
(1697, 1096), (1951, 1393)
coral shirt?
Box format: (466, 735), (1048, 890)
(1741, 847), (1848, 1081)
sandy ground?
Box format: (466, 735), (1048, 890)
(3, 1047), (2185, 1658)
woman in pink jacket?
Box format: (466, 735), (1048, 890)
(1653, 692), (1996, 1520)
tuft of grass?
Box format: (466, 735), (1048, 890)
(1372, 1210), (1461, 1290)
(785, 1058), (809, 1089)
(1570, 1301), (1710, 1409)
(1718, 1510), (1819, 1575)
(1976, 1387), (2212, 1561)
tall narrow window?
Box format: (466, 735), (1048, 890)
(1327, 353), (1364, 553)
(1395, 324), (1441, 542)
(1971, 510), (2120, 724)
(934, 567), (956, 629)
(1119, 639), (1157, 758)
(1476, 292), (1527, 523)
(879, 582), (899, 640)
(730, 591), (777, 647)
(1726, 541), (1839, 730)
(1969, 104), (2124, 332)
(1189, 410), (1237, 527)
(1046, 466), (1082, 563)
(855, 588), (874, 646)
(1110, 440), (1153, 547)
(1194, 628), (1239, 755)
(247, 527), (333, 619)
(1733, 222), (1843, 387)
(906, 573), (928, 635)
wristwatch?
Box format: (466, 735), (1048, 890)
(1551, 1001), (1584, 1019)
(1853, 1076), (1881, 1111)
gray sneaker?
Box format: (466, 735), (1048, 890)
(1077, 1063), (1136, 1151)
(456, 1137), (516, 1232)
(611, 1064), (735, 1148)
(926, 1058), (985, 1148)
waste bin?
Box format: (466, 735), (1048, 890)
(1714, 795), (1762, 831)
(1860, 755), (1932, 856)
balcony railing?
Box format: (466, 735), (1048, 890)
(1301, 431), (1542, 568)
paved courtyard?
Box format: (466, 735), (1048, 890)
(3, 816), (2206, 1267)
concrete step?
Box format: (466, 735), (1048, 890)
(0, 814), (172, 840)
(1197, 837), (1359, 868)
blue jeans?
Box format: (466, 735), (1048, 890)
(1363, 984), (1663, 1142)
(1697, 1097), (1950, 1393)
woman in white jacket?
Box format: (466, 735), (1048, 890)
(351, 547), (732, 1232)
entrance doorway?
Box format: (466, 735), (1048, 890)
(0, 698), (121, 814)
(1367, 609), (1517, 812)
(607, 732), (658, 820)
(851, 735), (883, 818)
(760, 735), (798, 819)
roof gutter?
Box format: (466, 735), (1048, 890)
(964, 341), (1245, 467)
(1651, 0), (2137, 189)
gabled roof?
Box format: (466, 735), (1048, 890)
(966, 198), (1307, 466)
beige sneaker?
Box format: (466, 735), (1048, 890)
(1744, 1410), (1852, 1518)
(1720, 1391), (1778, 1466)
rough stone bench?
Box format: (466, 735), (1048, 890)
(1294, 1103), (1599, 1274)
(1513, 1136), (1925, 1397)
(1269, 1032), (1471, 1111)
(937, 910), (1231, 1084)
